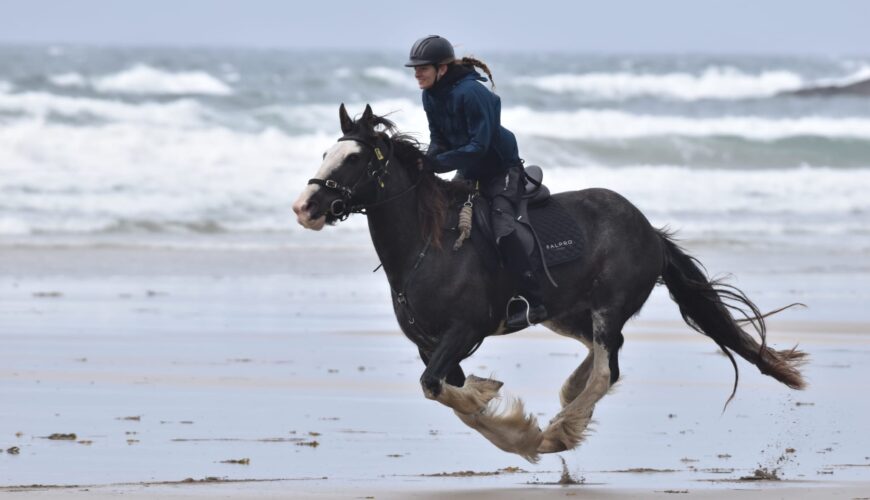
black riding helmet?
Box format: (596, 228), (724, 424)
(404, 35), (455, 67)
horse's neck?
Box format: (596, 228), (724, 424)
(366, 173), (427, 292)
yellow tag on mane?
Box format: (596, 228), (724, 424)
(374, 148), (384, 161)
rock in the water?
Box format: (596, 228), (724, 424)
(785, 78), (870, 97)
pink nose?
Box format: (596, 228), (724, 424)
(292, 198), (307, 216)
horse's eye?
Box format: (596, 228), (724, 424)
(346, 154), (360, 163)
(322, 152), (327, 160)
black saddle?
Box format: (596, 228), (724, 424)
(467, 166), (584, 287)
(522, 165), (550, 205)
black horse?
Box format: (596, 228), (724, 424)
(293, 104), (806, 462)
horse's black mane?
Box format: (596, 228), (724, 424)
(368, 114), (471, 194)
(361, 113), (473, 247)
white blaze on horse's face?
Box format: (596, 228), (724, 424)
(292, 141), (362, 231)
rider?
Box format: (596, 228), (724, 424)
(405, 35), (548, 329)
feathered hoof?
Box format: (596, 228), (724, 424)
(438, 375), (504, 415)
(537, 435), (569, 454)
(454, 396), (544, 463)
(537, 418), (582, 454)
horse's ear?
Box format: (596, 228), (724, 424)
(339, 103), (353, 134)
(361, 104), (374, 126)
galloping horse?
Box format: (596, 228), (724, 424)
(292, 104), (806, 462)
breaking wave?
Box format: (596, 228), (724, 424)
(511, 65), (870, 101)
(55, 64), (236, 95)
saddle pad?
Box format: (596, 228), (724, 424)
(527, 199), (584, 268)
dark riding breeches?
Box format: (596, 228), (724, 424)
(481, 165), (524, 243)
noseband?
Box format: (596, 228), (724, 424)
(307, 135), (419, 221)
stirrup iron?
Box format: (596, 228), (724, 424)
(506, 295), (532, 328)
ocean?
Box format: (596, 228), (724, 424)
(1, 45), (869, 256)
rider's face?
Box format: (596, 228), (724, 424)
(414, 65), (446, 90)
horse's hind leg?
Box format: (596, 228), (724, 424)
(561, 346), (594, 407)
(543, 312), (596, 407)
(539, 309), (624, 453)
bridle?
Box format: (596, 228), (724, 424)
(310, 133), (436, 350)
(307, 134), (420, 221)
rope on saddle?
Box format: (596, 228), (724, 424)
(453, 195), (474, 250)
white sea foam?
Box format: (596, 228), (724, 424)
(259, 100), (870, 141)
(49, 72), (88, 88)
(543, 165), (870, 216)
(92, 64), (233, 95)
(362, 67), (418, 90)
(512, 66), (805, 100)
(0, 120), (331, 178)
(0, 118), (342, 236)
(0, 94), (867, 241)
(6, 90), (870, 144)
(255, 98), (424, 134)
(1, 113), (867, 237)
(0, 91), (209, 126)
(503, 107), (870, 141)
(0, 217), (30, 236)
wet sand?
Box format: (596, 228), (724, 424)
(1, 240), (869, 498)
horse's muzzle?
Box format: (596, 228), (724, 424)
(292, 193), (327, 230)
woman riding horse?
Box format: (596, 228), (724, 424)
(292, 104), (806, 462)
(292, 39), (807, 461)
(406, 35), (547, 329)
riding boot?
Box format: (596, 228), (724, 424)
(498, 232), (549, 329)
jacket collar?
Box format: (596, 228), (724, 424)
(427, 65), (485, 97)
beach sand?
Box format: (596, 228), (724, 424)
(1, 240), (869, 498)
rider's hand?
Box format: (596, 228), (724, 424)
(417, 156), (442, 173)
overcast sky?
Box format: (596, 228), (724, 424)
(1, 0), (868, 55)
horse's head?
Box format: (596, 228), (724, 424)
(293, 103), (390, 230)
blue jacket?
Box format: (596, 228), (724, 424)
(423, 68), (520, 181)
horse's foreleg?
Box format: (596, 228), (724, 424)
(419, 335), (543, 462)
(539, 311), (622, 454)
(419, 336), (502, 414)
(453, 392), (544, 463)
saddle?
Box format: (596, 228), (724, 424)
(467, 165), (584, 287)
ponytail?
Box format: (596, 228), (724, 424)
(455, 56), (496, 90)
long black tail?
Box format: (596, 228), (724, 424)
(657, 230), (807, 401)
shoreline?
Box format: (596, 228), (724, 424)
(2, 242), (868, 497)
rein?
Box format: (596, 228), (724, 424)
(307, 135), (420, 221)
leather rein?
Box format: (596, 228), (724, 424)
(307, 135), (420, 221)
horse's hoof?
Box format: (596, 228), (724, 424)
(421, 377), (443, 400)
(537, 436), (568, 454)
